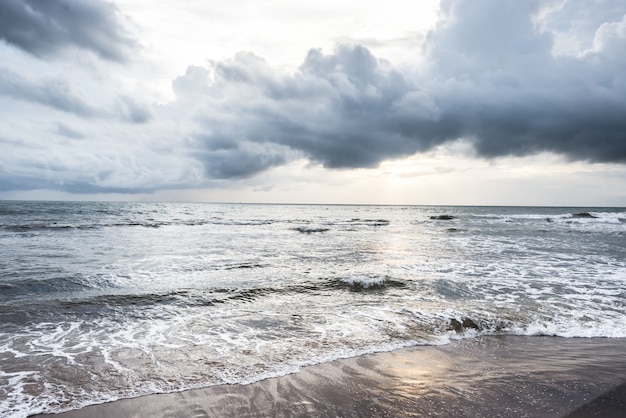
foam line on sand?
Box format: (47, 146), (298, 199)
(33, 336), (626, 417)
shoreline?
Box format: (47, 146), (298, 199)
(32, 335), (626, 418)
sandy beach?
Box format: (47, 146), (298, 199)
(32, 336), (626, 418)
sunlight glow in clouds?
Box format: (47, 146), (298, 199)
(119, 1), (440, 78)
(0, 0), (625, 205)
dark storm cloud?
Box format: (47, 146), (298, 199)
(0, 0), (136, 61)
(201, 144), (287, 179)
(424, 0), (626, 162)
(177, 46), (443, 177)
(175, 0), (626, 179)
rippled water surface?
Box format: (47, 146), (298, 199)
(1, 202), (625, 417)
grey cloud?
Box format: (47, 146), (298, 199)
(430, 0), (552, 74)
(0, 0), (136, 61)
(172, 66), (212, 99)
(0, 68), (98, 116)
(55, 122), (84, 139)
(178, 46), (439, 176)
(200, 144), (287, 179)
(0, 174), (44, 192)
(58, 182), (156, 195)
(425, 0), (626, 162)
(0, 176), (154, 194)
(541, 0), (626, 53)
(117, 95), (153, 124)
(0, 136), (27, 147)
(0, 69), (152, 123)
(174, 0), (626, 178)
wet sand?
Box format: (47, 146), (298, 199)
(33, 336), (626, 417)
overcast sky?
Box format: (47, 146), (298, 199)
(1, 0), (625, 205)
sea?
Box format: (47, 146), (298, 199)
(1, 201), (625, 417)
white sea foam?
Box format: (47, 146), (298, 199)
(341, 275), (387, 288)
(0, 370), (42, 418)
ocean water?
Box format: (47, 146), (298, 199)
(0, 201), (625, 417)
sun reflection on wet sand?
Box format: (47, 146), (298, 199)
(35, 336), (626, 418)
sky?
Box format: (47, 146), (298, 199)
(1, 0), (625, 206)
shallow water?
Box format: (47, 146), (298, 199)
(32, 336), (626, 418)
(1, 202), (625, 417)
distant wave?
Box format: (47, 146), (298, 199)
(468, 210), (626, 227)
(340, 275), (387, 289)
(292, 226), (330, 233)
(345, 218), (390, 226)
(0, 275), (409, 325)
(0, 218), (277, 232)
